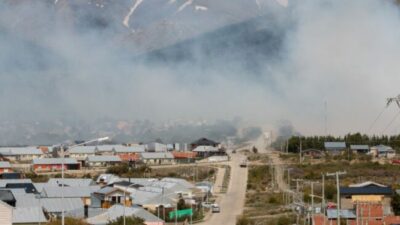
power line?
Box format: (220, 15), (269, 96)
(367, 106), (387, 134)
(381, 111), (400, 134)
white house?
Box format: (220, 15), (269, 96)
(86, 156), (122, 167)
(68, 146), (97, 161)
(140, 152), (174, 165)
(145, 143), (167, 152)
(370, 145), (396, 158)
(0, 147), (43, 161)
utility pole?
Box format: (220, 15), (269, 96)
(299, 137), (303, 164)
(286, 139), (289, 153)
(326, 171), (346, 225)
(321, 173), (325, 215)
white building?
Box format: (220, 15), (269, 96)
(0, 147), (43, 161)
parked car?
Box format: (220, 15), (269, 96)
(211, 204), (220, 213)
(240, 159), (248, 168)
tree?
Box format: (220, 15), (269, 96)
(106, 216), (145, 225)
(392, 193), (400, 215)
(252, 146), (258, 154)
(177, 197), (187, 210)
(46, 217), (89, 225)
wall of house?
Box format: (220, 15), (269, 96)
(0, 202), (12, 225)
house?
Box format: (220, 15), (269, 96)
(40, 198), (84, 218)
(86, 156), (122, 167)
(192, 146), (220, 158)
(95, 145), (117, 155)
(12, 207), (48, 225)
(145, 143), (168, 152)
(42, 186), (101, 206)
(370, 145), (396, 158)
(0, 179), (33, 188)
(0, 147), (43, 161)
(96, 174), (122, 186)
(350, 145), (370, 154)
(0, 161), (12, 174)
(113, 145), (145, 155)
(140, 152), (175, 165)
(172, 151), (197, 163)
(47, 178), (96, 187)
(190, 138), (219, 150)
(91, 186), (131, 209)
(68, 146), (97, 164)
(86, 205), (165, 225)
(118, 153), (141, 163)
(340, 181), (393, 212)
(32, 158), (80, 172)
(0, 200), (12, 225)
(324, 142), (347, 154)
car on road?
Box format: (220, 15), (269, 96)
(240, 159), (248, 168)
(211, 204), (220, 213)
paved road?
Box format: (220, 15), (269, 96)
(198, 153), (248, 225)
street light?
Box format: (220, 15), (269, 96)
(60, 136), (109, 225)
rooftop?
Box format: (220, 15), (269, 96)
(87, 155), (122, 162)
(324, 142), (346, 149)
(33, 158), (78, 165)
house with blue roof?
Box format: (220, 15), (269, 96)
(324, 142), (347, 154)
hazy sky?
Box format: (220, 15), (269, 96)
(1, 0), (400, 137)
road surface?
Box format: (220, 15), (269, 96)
(198, 152), (248, 225)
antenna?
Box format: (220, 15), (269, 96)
(387, 94), (400, 108)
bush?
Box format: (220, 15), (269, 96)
(106, 216), (145, 225)
(46, 217), (89, 225)
(237, 215), (254, 225)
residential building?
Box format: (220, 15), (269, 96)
(86, 156), (122, 167)
(0, 147), (43, 161)
(370, 145), (396, 158)
(32, 158), (80, 172)
(114, 145), (145, 154)
(68, 146), (97, 164)
(324, 142), (347, 154)
(192, 146), (220, 158)
(91, 187), (131, 209)
(118, 153), (140, 163)
(172, 151), (197, 163)
(42, 186), (101, 206)
(350, 145), (370, 154)
(190, 138), (219, 150)
(0, 190), (16, 207)
(145, 143), (167, 152)
(140, 152), (175, 165)
(47, 178), (96, 187)
(86, 205), (165, 225)
(340, 181), (393, 212)
(40, 198), (84, 218)
(0, 161), (12, 174)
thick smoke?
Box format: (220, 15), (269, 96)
(0, 0), (400, 145)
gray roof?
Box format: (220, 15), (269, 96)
(324, 142), (346, 149)
(140, 152), (174, 159)
(372, 144), (394, 153)
(87, 156), (121, 163)
(0, 179), (32, 188)
(42, 186), (101, 198)
(96, 174), (121, 185)
(0, 161), (11, 168)
(33, 158), (78, 165)
(13, 207), (47, 223)
(14, 193), (40, 208)
(68, 146), (96, 154)
(95, 186), (119, 195)
(192, 146), (219, 152)
(114, 145), (145, 153)
(96, 145), (121, 152)
(41, 198), (84, 213)
(0, 147), (43, 156)
(86, 205), (164, 225)
(350, 145), (369, 150)
(47, 178), (95, 187)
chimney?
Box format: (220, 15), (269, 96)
(84, 205), (89, 218)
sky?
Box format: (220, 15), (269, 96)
(1, 0), (400, 139)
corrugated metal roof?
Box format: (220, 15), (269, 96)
(0, 161), (11, 168)
(95, 186), (118, 195)
(0, 189), (15, 202)
(192, 146), (219, 152)
(41, 198), (83, 213)
(114, 145), (145, 153)
(13, 193), (40, 208)
(371, 144), (394, 153)
(68, 146), (96, 154)
(350, 145), (369, 150)
(96, 145), (121, 152)
(33, 158), (78, 165)
(140, 152), (174, 159)
(42, 186), (100, 198)
(86, 205), (164, 224)
(13, 207), (47, 223)
(47, 178), (95, 187)
(0, 147), (43, 156)
(324, 142), (346, 149)
(87, 156), (121, 162)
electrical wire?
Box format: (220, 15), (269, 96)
(367, 106), (387, 134)
(381, 111), (400, 134)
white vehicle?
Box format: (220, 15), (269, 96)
(211, 204), (220, 213)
